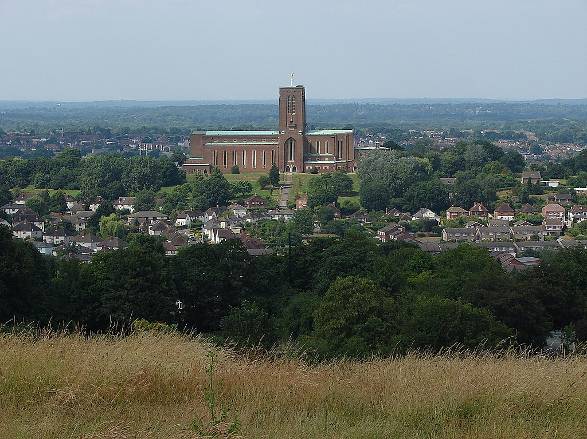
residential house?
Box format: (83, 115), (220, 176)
(239, 232), (273, 256)
(475, 241), (516, 254)
(377, 223), (405, 242)
(228, 203), (248, 218)
(493, 203), (515, 221)
(269, 208), (295, 222)
(14, 193), (32, 205)
(175, 212), (191, 228)
(349, 210), (371, 225)
(113, 197), (136, 213)
(442, 227), (477, 242)
(2, 203), (22, 215)
(219, 217), (243, 234)
(98, 237), (127, 251)
(569, 205), (587, 223)
(69, 211), (94, 232)
(64, 195), (76, 210)
(211, 228), (237, 244)
(477, 226), (511, 242)
(543, 218), (564, 236)
(127, 211), (168, 227)
(204, 207), (224, 223)
(469, 202), (488, 218)
(202, 219), (221, 242)
(12, 222), (43, 240)
(32, 241), (55, 256)
(12, 210), (45, 232)
(149, 220), (169, 236)
(245, 195), (267, 209)
(541, 203), (565, 220)
(511, 225), (544, 241)
(385, 208), (403, 218)
(515, 240), (561, 253)
(520, 203), (537, 214)
(89, 196), (104, 212)
(412, 208), (440, 223)
(71, 234), (102, 252)
(521, 171), (541, 185)
(488, 219), (510, 227)
(446, 206), (468, 220)
(163, 241), (180, 256)
(43, 228), (75, 245)
(557, 238), (587, 250)
(496, 253), (540, 271)
(68, 202), (87, 214)
(551, 193), (573, 205)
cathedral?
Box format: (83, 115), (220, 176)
(183, 84), (355, 174)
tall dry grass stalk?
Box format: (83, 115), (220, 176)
(0, 331), (585, 438)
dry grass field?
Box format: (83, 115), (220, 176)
(1, 332), (586, 439)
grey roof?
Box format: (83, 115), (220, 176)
(129, 211), (167, 219)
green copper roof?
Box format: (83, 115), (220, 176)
(306, 130), (353, 135)
(203, 130), (279, 136)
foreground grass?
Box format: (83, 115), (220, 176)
(1, 333), (586, 439)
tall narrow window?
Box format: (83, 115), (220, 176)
(287, 95), (296, 114)
(233, 150), (237, 166)
(287, 138), (295, 162)
(252, 150), (257, 168)
(243, 150), (247, 168)
(271, 149), (275, 164)
(262, 150), (266, 168)
(223, 150), (227, 168)
(317, 140), (321, 155)
(213, 150), (218, 166)
(325, 140), (329, 154)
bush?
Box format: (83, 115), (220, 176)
(231, 165), (240, 174)
(258, 175), (271, 189)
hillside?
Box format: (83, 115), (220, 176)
(1, 333), (585, 439)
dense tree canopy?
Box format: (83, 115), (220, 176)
(2, 226), (587, 356)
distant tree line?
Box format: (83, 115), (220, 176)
(0, 149), (185, 200)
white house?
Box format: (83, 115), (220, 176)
(412, 208), (440, 223)
(569, 205), (587, 223)
(113, 197), (136, 213)
(12, 222), (43, 240)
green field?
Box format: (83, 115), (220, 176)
(14, 186), (81, 197)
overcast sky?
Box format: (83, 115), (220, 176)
(1, 0), (586, 101)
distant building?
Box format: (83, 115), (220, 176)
(521, 171), (541, 185)
(183, 84), (355, 175)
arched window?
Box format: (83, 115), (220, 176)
(286, 138), (295, 162)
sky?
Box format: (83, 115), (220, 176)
(0, 0), (586, 101)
